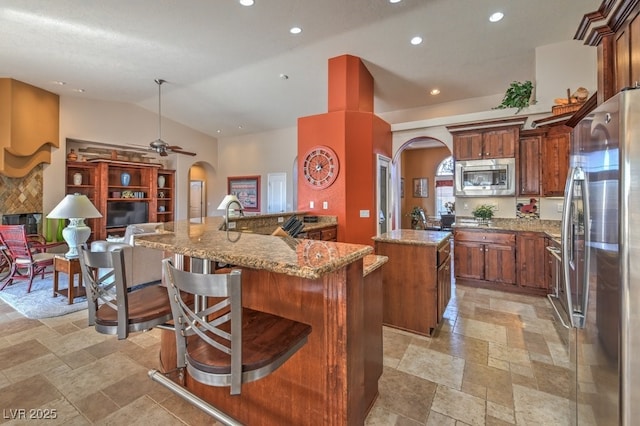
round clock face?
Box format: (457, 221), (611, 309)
(303, 146), (340, 189)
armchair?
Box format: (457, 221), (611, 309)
(90, 223), (165, 287)
(0, 225), (64, 292)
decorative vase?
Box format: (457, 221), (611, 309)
(120, 172), (131, 186)
(67, 149), (78, 162)
(73, 172), (82, 186)
(158, 175), (165, 188)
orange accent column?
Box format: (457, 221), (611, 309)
(298, 55), (391, 245)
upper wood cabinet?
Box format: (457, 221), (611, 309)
(518, 130), (543, 196)
(576, 1), (640, 103)
(452, 127), (518, 160)
(447, 118), (526, 161)
(541, 124), (571, 197)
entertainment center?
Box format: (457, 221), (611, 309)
(65, 159), (175, 241)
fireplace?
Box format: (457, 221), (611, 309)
(1, 213), (42, 235)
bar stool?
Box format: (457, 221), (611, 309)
(77, 246), (174, 340)
(161, 258), (312, 395)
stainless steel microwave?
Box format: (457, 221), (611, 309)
(454, 158), (516, 197)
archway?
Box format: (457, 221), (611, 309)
(391, 137), (451, 229)
(188, 161), (216, 219)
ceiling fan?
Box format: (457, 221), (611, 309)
(147, 79), (196, 157)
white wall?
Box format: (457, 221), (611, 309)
(386, 40), (598, 222)
(216, 127), (298, 214)
(535, 40), (598, 110)
(44, 96), (219, 220)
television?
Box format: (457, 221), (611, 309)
(106, 202), (149, 228)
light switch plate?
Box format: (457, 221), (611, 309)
(360, 210), (370, 218)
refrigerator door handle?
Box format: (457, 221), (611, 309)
(562, 166), (589, 328)
(562, 167), (576, 326)
(577, 168), (591, 328)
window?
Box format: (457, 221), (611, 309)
(435, 156), (455, 216)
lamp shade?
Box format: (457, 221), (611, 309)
(46, 194), (102, 258)
(47, 194), (102, 219)
(217, 194), (243, 210)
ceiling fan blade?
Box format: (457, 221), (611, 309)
(160, 150), (169, 157)
(165, 145), (183, 150)
(171, 148), (197, 156)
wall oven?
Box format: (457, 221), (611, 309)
(454, 158), (516, 197)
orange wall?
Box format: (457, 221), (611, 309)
(298, 55), (391, 245)
(400, 146), (451, 229)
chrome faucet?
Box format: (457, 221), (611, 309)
(225, 200), (244, 230)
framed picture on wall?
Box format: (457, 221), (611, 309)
(228, 175), (261, 212)
(413, 177), (429, 198)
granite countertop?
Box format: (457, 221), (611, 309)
(372, 229), (451, 246)
(227, 212), (337, 235)
(134, 217), (372, 280)
(453, 218), (561, 235)
(363, 254), (388, 277)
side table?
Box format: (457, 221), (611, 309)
(53, 256), (86, 304)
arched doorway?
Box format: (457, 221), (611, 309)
(392, 137), (451, 229)
(188, 162), (216, 219)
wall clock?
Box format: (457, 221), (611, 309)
(302, 145), (340, 189)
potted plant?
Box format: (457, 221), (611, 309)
(472, 204), (495, 225)
(494, 80), (536, 114)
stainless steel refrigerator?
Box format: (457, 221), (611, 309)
(561, 88), (640, 425)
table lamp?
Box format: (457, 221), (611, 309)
(47, 194), (102, 258)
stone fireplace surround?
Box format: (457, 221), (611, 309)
(0, 165), (44, 234)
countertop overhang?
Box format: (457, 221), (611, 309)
(134, 217), (372, 280)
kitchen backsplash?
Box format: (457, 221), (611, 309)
(454, 196), (564, 221)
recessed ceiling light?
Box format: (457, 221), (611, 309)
(279, 73), (289, 80)
(239, 0), (254, 5)
(389, 0), (402, 3)
(52, 81), (66, 85)
(73, 88), (85, 93)
(217, 129), (222, 133)
(290, 26), (302, 35)
(410, 36), (423, 46)
(489, 12), (504, 22)
(430, 89), (440, 95)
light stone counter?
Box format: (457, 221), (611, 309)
(372, 229), (451, 246)
(134, 217), (371, 280)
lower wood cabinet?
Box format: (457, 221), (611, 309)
(517, 232), (547, 291)
(304, 225), (337, 241)
(375, 234), (451, 336)
(454, 229), (516, 285)
(437, 253), (452, 321)
(454, 228), (551, 296)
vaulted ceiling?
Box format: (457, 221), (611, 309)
(0, 0), (600, 138)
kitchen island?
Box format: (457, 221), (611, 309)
(135, 217), (385, 425)
(373, 230), (452, 336)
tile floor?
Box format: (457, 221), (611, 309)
(0, 281), (571, 425)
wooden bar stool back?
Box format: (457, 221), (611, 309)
(78, 246), (173, 339)
(163, 258), (312, 395)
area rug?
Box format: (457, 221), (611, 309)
(0, 273), (88, 319)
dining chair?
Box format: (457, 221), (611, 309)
(0, 225), (59, 292)
(77, 246), (174, 339)
(162, 258), (312, 395)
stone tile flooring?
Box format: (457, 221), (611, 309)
(0, 282), (571, 425)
